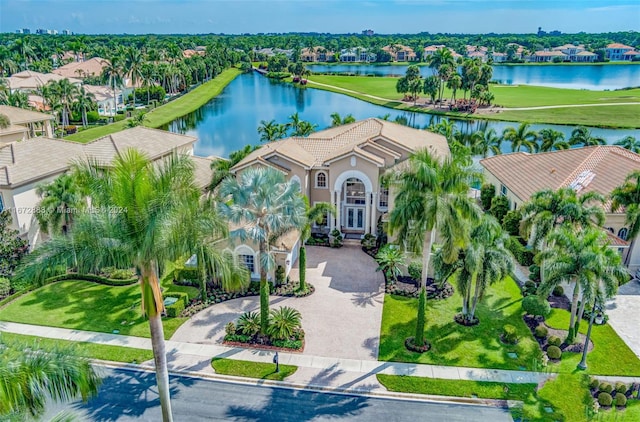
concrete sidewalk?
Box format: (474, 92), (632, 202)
(4, 321), (639, 388)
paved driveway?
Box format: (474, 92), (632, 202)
(605, 280), (640, 358)
(170, 246), (385, 361)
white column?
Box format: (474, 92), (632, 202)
(336, 190), (341, 233)
(330, 190), (336, 231)
(370, 192), (378, 235)
(365, 192), (372, 235)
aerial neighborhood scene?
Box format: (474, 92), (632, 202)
(1, 0), (640, 420)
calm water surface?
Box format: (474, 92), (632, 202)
(307, 63), (640, 91)
(166, 73), (639, 158)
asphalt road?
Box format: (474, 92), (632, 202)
(49, 367), (514, 421)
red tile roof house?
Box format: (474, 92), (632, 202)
(528, 50), (568, 62)
(605, 43), (636, 61)
(480, 146), (640, 271)
(382, 45), (418, 62)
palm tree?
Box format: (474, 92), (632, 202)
(12, 37), (36, 70)
(611, 170), (640, 266)
(569, 126), (606, 147)
(207, 144), (258, 192)
(125, 47), (144, 106)
(538, 128), (569, 152)
(434, 214), (514, 323)
(257, 119), (286, 143)
(375, 244), (406, 284)
(17, 150), (206, 421)
(293, 120), (317, 137)
(103, 55), (123, 116)
(0, 336), (101, 420)
(615, 136), (640, 153)
(74, 86), (95, 128)
(483, 128), (503, 156)
(502, 123), (538, 153)
(447, 73), (462, 103)
(299, 201), (334, 291)
(34, 173), (85, 236)
(389, 149), (481, 347)
(219, 167), (306, 334)
(140, 62), (156, 105)
(330, 112), (356, 127)
(539, 227), (627, 343)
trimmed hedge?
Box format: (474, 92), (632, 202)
(615, 392), (627, 407)
(506, 236), (534, 266)
(598, 392), (613, 406)
(522, 295), (551, 317)
(163, 292), (189, 318)
(534, 325), (548, 339)
(46, 273), (138, 286)
(548, 335), (562, 347)
(547, 345), (562, 360)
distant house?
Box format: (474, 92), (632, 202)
(300, 46), (333, 62)
(552, 44), (586, 61)
(83, 84), (124, 116)
(491, 52), (507, 63)
(605, 43), (636, 61)
(528, 50), (567, 62)
(622, 50), (640, 61)
(505, 43), (525, 60)
(574, 51), (598, 63)
(480, 146), (640, 271)
(0, 105), (54, 145)
(382, 45), (417, 62)
(52, 57), (109, 79)
(468, 51), (487, 62)
(339, 48), (376, 63)
(253, 48), (294, 59)
(6, 70), (82, 94)
(423, 45), (446, 58)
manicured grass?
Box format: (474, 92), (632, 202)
(545, 308), (640, 376)
(0, 280), (187, 339)
(211, 358), (297, 381)
(377, 374), (536, 400)
(0, 331), (154, 363)
(65, 68), (242, 143)
(378, 277), (540, 370)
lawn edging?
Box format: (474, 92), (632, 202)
(211, 357), (297, 381)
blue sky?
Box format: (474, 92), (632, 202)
(1, 0), (639, 34)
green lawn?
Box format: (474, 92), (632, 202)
(211, 358), (297, 381)
(0, 331), (153, 363)
(378, 276), (541, 370)
(545, 309), (640, 376)
(0, 280), (187, 339)
(65, 68), (242, 143)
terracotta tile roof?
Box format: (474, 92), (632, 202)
(604, 229), (630, 247)
(480, 146), (640, 210)
(52, 57), (109, 79)
(190, 155), (214, 189)
(6, 73), (82, 90)
(606, 43), (634, 49)
(576, 51), (597, 56)
(532, 50), (567, 57)
(623, 51), (640, 56)
(232, 118), (449, 171)
(0, 105), (54, 124)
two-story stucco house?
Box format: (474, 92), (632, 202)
(226, 118), (450, 280)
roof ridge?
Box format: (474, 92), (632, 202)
(558, 146), (603, 188)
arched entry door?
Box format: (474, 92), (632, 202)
(343, 178), (366, 232)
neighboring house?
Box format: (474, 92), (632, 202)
(183, 49), (205, 58)
(339, 48), (376, 62)
(574, 51), (598, 62)
(0, 127), (197, 247)
(253, 48), (294, 59)
(423, 45), (446, 59)
(83, 84), (123, 116)
(480, 146), (640, 270)
(0, 105), (54, 144)
(491, 52), (507, 63)
(382, 45), (417, 62)
(622, 50), (640, 61)
(300, 47), (333, 62)
(228, 118), (450, 279)
(528, 50), (568, 62)
(468, 51), (487, 62)
(52, 57), (109, 79)
(506, 43), (525, 60)
(6, 70), (82, 94)
(605, 43), (636, 61)
(552, 44), (586, 61)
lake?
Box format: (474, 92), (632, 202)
(166, 73), (639, 158)
(306, 63), (640, 91)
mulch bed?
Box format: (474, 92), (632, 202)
(223, 339), (305, 353)
(548, 293), (571, 311)
(523, 315), (594, 353)
(454, 313), (479, 326)
(386, 276), (454, 300)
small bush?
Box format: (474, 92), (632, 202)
(408, 262), (422, 282)
(237, 311), (261, 336)
(546, 345), (562, 360)
(164, 292), (189, 317)
(110, 268), (136, 280)
(589, 378), (600, 390)
(490, 195), (510, 223)
(528, 264), (540, 283)
(225, 322), (236, 336)
(615, 393), (627, 407)
(600, 382), (614, 394)
(502, 209), (522, 236)
(502, 324), (518, 344)
(361, 233), (376, 250)
(548, 335), (562, 347)
(523, 280), (537, 296)
(598, 392), (613, 407)
(615, 382), (627, 394)
(534, 325), (548, 339)
(275, 265), (285, 286)
(0, 277), (11, 297)
(522, 295), (551, 317)
(552, 286), (564, 297)
(480, 184), (495, 211)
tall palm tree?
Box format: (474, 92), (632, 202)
(140, 62), (157, 105)
(502, 123), (538, 153)
(219, 167), (306, 333)
(12, 37), (36, 70)
(299, 201), (334, 291)
(74, 86), (95, 128)
(34, 173), (85, 236)
(103, 55), (123, 116)
(17, 150), (207, 422)
(257, 119), (286, 143)
(615, 136), (640, 154)
(389, 149), (482, 347)
(538, 128), (569, 152)
(0, 336), (101, 420)
(434, 214), (514, 323)
(569, 126), (606, 147)
(125, 47), (144, 106)
(483, 128), (503, 156)
(447, 73), (462, 103)
(539, 227), (627, 342)
(611, 170), (640, 266)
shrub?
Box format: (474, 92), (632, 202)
(552, 286), (564, 297)
(271, 339), (303, 350)
(522, 295), (551, 317)
(548, 335), (562, 347)
(480, 184), (496, 210)
(361, 233), (376, 250)
(275, 265), (285, 286)
(267, 306), (302, 341)
(523, 280), (537, 296)
(237, 311), (261, 337)
(534, 325), (548, 339)
(86, 110), (100, 123)
(506, 237), (534, 266)
(502, 324), (518, 344)
(225, 322), (236, 336)
(163, 292), (189, 317)
(502, 209), (522, 236)
(330, 229), (343, 248)
(599, 382), (613, 394)
(528, 264), (541, 283)
(615, 393), (627, 407)
(546, 345), (562, 360)
(615, 382), (627, 394)
(46, 272), (137, 286)
(598, 392), (613, 407)
(408, 262), (422, 282)
(589, 378), (600, 390)
(64, 125), (77, 134)
(0, 277), (10, 297)
(490, 196), (510, 224)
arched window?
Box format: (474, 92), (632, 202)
(618, 227), (629, 241)
(316, 172), (327, 188)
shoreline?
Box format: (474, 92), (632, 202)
(65, 68), (242, 143)
(299, 61), (640, 67)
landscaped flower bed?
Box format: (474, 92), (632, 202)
(223, 307), (305, 352)
(588, 378), (639, 414)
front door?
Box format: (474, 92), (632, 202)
(345, 207), (365, 231)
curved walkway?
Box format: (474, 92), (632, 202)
(170, 246), (386, 361)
